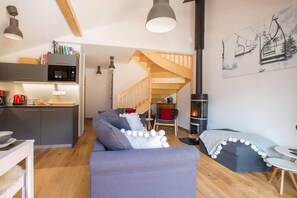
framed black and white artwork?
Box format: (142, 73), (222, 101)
(222, 4), (297, 78)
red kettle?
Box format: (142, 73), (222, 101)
(13, 95), (27, 105)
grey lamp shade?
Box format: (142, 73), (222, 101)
(4, 18), (23, 40)
(96, 66), (102, 74)
(108, 56), (115, 70)
(146, 0), (176, 33)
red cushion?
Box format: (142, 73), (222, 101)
(125, 108), (136, 114)
(160, 108), (174, 120)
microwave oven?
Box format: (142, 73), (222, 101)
(48, 65), (76, 82)
(47, 54), (78, 82)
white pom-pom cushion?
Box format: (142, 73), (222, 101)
(120, 113), (146, 131)
(121, 129), (170, 149)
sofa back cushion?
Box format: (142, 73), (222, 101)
(160, 108), (174, 120)
(102, 117), (131, 130)
(99, 110), (119, 118)
(93, 116), (132, 150)
(119, 113), (146, 131)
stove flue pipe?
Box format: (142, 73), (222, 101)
(195, 0), (205, 94)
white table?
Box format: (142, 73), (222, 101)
(268, 146), (297, 195)
(275, 146), (297, 162)
(0, 140), (34, 198)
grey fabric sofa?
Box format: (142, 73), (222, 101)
(90, 110), (200, 198)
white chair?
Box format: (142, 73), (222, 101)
(0, 165), (26, 198)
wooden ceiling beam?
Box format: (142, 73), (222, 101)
(56, 0), (82, 37)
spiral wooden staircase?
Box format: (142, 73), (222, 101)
(117, 50), (193, 117)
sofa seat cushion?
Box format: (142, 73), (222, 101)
(93, 116), (132, 150)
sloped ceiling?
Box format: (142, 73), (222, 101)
(0, 0), (195, 68)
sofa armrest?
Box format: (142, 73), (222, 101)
(90, 146), (199, 175)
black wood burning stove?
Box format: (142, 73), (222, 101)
(190, 94), (208, 134)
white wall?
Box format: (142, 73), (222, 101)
(85, 68), (111, 118)
(204, 0), (297, 146)
(113, 59), (149, 108)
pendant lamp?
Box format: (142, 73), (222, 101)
(4, 5), (23, 40)
(146, 0), (176, 33)
(96, 66), (102, 75)
(108, 56), (115, 70)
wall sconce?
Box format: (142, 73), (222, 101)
(146, 0), (177, 33)
(96, 66), (102, 75)
(4, 5), (23, 40)
(108, 56), (115, 70)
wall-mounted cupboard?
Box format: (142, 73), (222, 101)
(0, 54), (79, 83)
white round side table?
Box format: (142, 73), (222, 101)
(275, 146), (297, 161)
(267, 158), (297, 195)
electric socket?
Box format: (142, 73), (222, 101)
(52, 91), (66, 96)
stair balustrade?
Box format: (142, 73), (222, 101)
(117, 76), (151, 115)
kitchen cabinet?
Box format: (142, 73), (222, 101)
(5, 108), (41, 144)
(48, 54), (78, 66)
(4, 106), (78, 146)
(0, 108), (5, 130)
(6, 63), (47, 82)
(0, 63), (7, 81)
(40, 107), (78, 145)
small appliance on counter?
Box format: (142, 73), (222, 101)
(0, 90), (7, 105)
(27, 98), (42, 105)
(12, 94), (27, 105)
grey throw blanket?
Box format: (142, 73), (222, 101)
(200, 130), (280, 158)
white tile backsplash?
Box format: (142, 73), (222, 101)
(0, 82), (79, 104)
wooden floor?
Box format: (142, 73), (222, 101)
(28, 120), (297, 197)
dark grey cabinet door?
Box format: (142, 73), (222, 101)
(48, 54), (77, 66)
(41, 108), (73, 145)
(5, 108), (41, 144)
(0, 63), (6, 81)
(0, 108), (5, 130)
(6, 63), (47, 82)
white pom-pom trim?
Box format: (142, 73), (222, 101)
(158, 130), (165, 136)
(217, 145), (222, 151)
(132, 131), (138, 137)
(163, 142), (170, 148)
(138, 131), (144, 137)
(150, 131), (157, 137)
(160, 136), (167, 142)
(126, 130), (132, 136)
